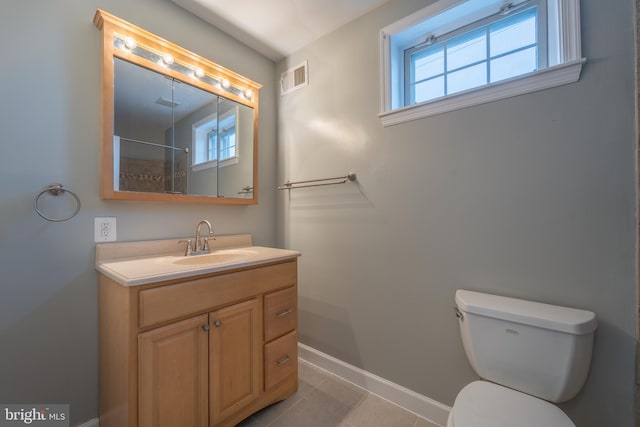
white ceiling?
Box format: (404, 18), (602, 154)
(170, 0), (392, 61)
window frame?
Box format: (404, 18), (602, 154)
(404, 4), (547, 105)
(379, 0), (584, 126)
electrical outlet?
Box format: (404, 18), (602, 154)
(95, 217), (117, 242)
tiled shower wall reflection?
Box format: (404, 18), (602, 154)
(119, 153), (188, 194)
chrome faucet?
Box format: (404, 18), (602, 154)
(194, 219), (215, 254)
(178, 220), (216, 256)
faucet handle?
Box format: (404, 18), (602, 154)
(178, 239), (193, 256)
(202, 237), (214, 253)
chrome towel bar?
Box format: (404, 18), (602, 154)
(278, 172), (356, 190)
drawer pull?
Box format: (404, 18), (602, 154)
(213, 320), (221, 327)
(275, 355), (291, 367)
(275, 308), (294, 318)
(202, 324), (210, 331)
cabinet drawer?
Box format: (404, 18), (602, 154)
(264, 286), (297, 342)
(264, 330), (297, 391)
(139, 262), (296, 328)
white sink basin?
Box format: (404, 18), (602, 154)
(173, 249), (260, 266)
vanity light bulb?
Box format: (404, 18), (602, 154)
(162, 54), (174, 65)
(221, 79), (231, 89)
(244, 89), (253, 99)
(124, 37), (137, 50)
(194, 67), (205, 78)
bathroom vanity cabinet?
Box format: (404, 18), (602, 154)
(98, 259), (298, 427)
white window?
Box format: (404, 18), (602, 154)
(217, 124), (237, 160)
(380, 0), (584, 126)
(192, 108), (239, 171)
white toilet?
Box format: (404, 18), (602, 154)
(447, 290), (597, 427)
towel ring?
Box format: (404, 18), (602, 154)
(34, 183), (81, 222)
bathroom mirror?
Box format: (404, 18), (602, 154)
(94, 9), (261, 204)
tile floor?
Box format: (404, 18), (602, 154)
(237, 360), (441, 427)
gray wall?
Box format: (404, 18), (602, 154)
(277, 0), (637, 426)
(0, 1), (276, 425)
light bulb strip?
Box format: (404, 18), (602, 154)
(113, 35), (254, 101)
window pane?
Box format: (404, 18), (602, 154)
(447, 63), (487, 94)
(490, 46), (537, 82)
(219, 133), (236, 160)
(207, 132), (217, 161)
(412, 46), (444, 81)
(447, 28), (486, 72)
(414, 76), (445, 103)
(490, 8), (537, 57)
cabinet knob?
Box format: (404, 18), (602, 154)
(213, 320), (221, 327)
(202, 324), (210, 331)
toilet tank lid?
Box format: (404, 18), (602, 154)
(455, 290), (597, 335)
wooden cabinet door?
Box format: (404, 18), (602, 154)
(138, 314), (209, 427)
(210, 299), (262, 425)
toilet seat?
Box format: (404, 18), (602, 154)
(448, 381), (575, 427)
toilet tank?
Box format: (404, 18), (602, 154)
(455, 290), (597, 403)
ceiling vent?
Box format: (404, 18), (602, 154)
(280, 61), (308, 96)
(155, 97), (180, 108)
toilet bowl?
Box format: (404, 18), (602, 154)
(448, 290), (597, 427)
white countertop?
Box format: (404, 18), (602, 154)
(95, 235), (300, 286)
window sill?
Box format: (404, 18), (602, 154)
(192, 157), (239, 171)
(379, 58), (585, 127)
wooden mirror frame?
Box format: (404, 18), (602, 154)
(94, 9), (261, 204)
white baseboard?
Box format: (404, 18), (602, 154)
(298, 343), (450, 427)
(75, 418), (99, 427)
